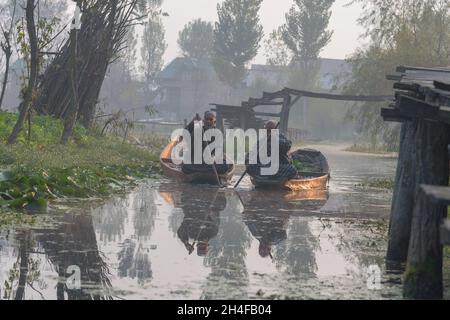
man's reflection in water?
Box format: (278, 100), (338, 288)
(177, 191), (226, 256)
(240, 190), (329, 262)
(243, 209), (290, 259)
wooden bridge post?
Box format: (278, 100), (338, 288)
(279, 94), (292, 135)
(387, 120), (419, 263)
(240, 110), (247, 131)
(403, 120), (449, 299)
(216, 111), (224, 133)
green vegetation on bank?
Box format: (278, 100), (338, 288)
(0, 112), (164, 218)
(345, 144), (396, 155)
(357, 178), (395, 190)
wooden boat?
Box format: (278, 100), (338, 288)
(249, 148), (330, 191)
(160, 140), (235, 185)
(283, 189), (329, 202)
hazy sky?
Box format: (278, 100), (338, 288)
(160, 0), (365, 66)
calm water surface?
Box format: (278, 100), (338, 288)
(0, 145), (411, 300)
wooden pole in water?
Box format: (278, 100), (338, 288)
(386, 121), (419, 263)
(403, 120), (450, 299)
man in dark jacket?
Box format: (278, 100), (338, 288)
(247, 120), (297, 181)
(181, 111), (232, 175)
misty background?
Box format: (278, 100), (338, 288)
(1, 0), (449, 149)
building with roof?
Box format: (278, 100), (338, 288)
(153, 57), (350, 122)
(154, 57), (235, 121)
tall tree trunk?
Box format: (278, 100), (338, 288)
(7, 0), (38, 145)
(0, 50), (11, 110)
(60, 27), (79, 145)
(79, 0), (117, 128)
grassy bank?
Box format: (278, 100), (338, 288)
(0, 112), (165, 223)
(357, 177), (395, 190)
(345, 144), (396, 155)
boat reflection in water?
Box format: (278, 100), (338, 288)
(238, 189), (329, 261)
(159, 184), (226, 257)
(159, 183), (329, 262)
(159, 183), (331, 299)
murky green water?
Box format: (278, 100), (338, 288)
(0, 144), (415, 300)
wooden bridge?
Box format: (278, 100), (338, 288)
(211, 88), (392, 135)
(381, 65), (450, 299)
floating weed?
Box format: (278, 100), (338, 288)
(0, 209), (38, 228)
(356, 178), (394, 190)
(0, 111), (163, 224)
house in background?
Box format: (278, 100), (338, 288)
(245, 58), (354, 141)
(153, 57), (350, 122)
(154, 57), (237, 122)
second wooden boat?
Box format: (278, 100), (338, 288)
(249, 148), (330, 191)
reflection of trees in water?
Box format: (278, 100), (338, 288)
(320, 219), (387, 274)
(118, 241), (152, 287)
(34, 213), (113, 300)
(116, 187), (159, 286)
(168, 207), (185, 238)
(201, 194), (252, 300)
(2, 232), (46, 300)
(274, 218), (319, 277)
(93, 197), (129, 243)
(132, 187), (158, 241)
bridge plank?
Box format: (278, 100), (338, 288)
(434, 81), (450, 92)
(421, 185), (450, 206)
(381, 107), (409, 122)
(441, 220), (450, 246)
(397, 95), (440, 118)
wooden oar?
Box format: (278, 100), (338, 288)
(212, 163), (224, 188)
(190, 189), (219, 253)
(234, 169), (248, 189)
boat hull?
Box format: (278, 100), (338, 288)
(160, 140), (235, 185)
(249, 148), (330, 191)
(251, 174), (329, 191)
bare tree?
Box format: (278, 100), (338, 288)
(34, 0), (152, 130)
(60, 1), (81, 145)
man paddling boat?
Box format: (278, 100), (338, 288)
(181, 111), (232, 176)
(246, 120), (297, 182)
